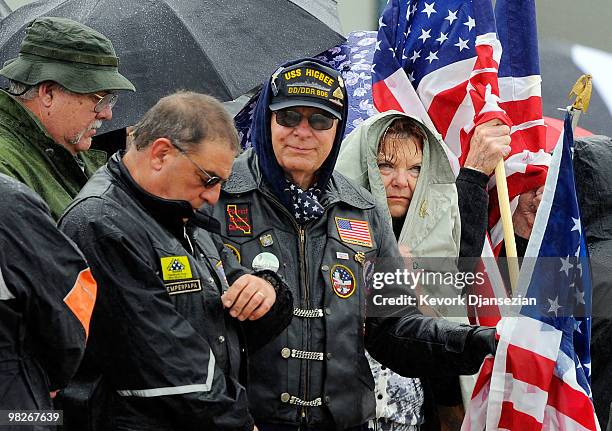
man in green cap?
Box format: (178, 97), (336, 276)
(0, 16), (135, 219)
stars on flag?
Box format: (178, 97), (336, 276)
(436, 32), (448, 44)
(422, 2), (436, 18)
(559, 256), (572, 276)
(464, 16), (476, 31)
(418, 28), (431, 43)
(375, 0), (481, 88)
(379, 15), (387, 29)
(455, 37), (469, 51)
(445, 9), (458, 25)
(547, 296), (562, 316)
(571, 217), (581, 233)
(425, 50), (439, 63)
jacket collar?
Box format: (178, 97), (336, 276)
(0, 89), (55, 143)
(108, 152), (220, 236)
(223, 149), (375, 210)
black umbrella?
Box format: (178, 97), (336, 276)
(0, 0), (345, 132)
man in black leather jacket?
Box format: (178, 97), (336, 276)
(59, 92), (292, 431)
(204, 58), (497, 430)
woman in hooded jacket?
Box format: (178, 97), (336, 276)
(336, 110), (510, 430)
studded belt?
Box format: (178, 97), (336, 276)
(280, 392), (322, 407)
(293, 307), (323, 318)
(281, 347), (324, 361)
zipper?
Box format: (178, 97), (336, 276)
(298, 225), (309, 422)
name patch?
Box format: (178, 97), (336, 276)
(166, 279), (202, 295)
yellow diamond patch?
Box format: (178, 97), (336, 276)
(160, 256), (192, 281)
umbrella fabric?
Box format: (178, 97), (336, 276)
(0, 0), (344, 132)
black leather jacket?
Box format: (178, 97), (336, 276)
(58, 152), (292, 431)
(0, 175), (91, 429)
(204, 149), (491, 429)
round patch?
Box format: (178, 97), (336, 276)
(330, 264), (356, 299)
(251, 252), (280, 272)
(224, 243), (241, 264)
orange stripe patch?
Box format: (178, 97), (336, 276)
(64, 268), (97, 338)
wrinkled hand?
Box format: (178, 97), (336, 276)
(513, 186), (544, 239)
(464, 119), (512, 176)
(221, 274), (276, 321)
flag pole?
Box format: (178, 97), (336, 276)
(496, 161), (519, 294)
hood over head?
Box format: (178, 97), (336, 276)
(251, 57), (348, 208)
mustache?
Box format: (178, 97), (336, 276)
(89, 120), (103, 130)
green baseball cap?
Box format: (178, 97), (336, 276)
(0, 17), (135, 94)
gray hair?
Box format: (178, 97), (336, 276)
(131, 91), (239, 153)
(7, 79), (76, 101)
(7, 80), (40, 101)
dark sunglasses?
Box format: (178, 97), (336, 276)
(170, 141), (224, 189)
(275, 109), (336, 131)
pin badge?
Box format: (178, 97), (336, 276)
(251, 252), (280, 273)
(336, 251), (349, 260)
(259, 234), (274, 247)
(354, 252), (366, 266)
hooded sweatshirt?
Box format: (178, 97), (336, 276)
(336, 110), (461, 259)
(250, 58), (348, 218)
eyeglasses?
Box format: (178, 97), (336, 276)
(274, 109), (336, 131)
(92, 92), (118, 113)
(170, 141), (224, 189)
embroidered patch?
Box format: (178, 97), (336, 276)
(224, 243), (241, 264)
(334, 217), (372, 247)
(160, 256), (192, 281)
(330, 264), (356, 299)
(226, 203), (252, 236)
(166, 279), (202, 295)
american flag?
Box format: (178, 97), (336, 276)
(335, 217), (372, 247)
(463, 113), (598, 430)
(371, 0), (549, 253)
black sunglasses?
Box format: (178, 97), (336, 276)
(170, 141), (224, 189)
(275, 109), (336, 131)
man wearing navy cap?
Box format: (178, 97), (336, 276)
(205, 59), (498, 430)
